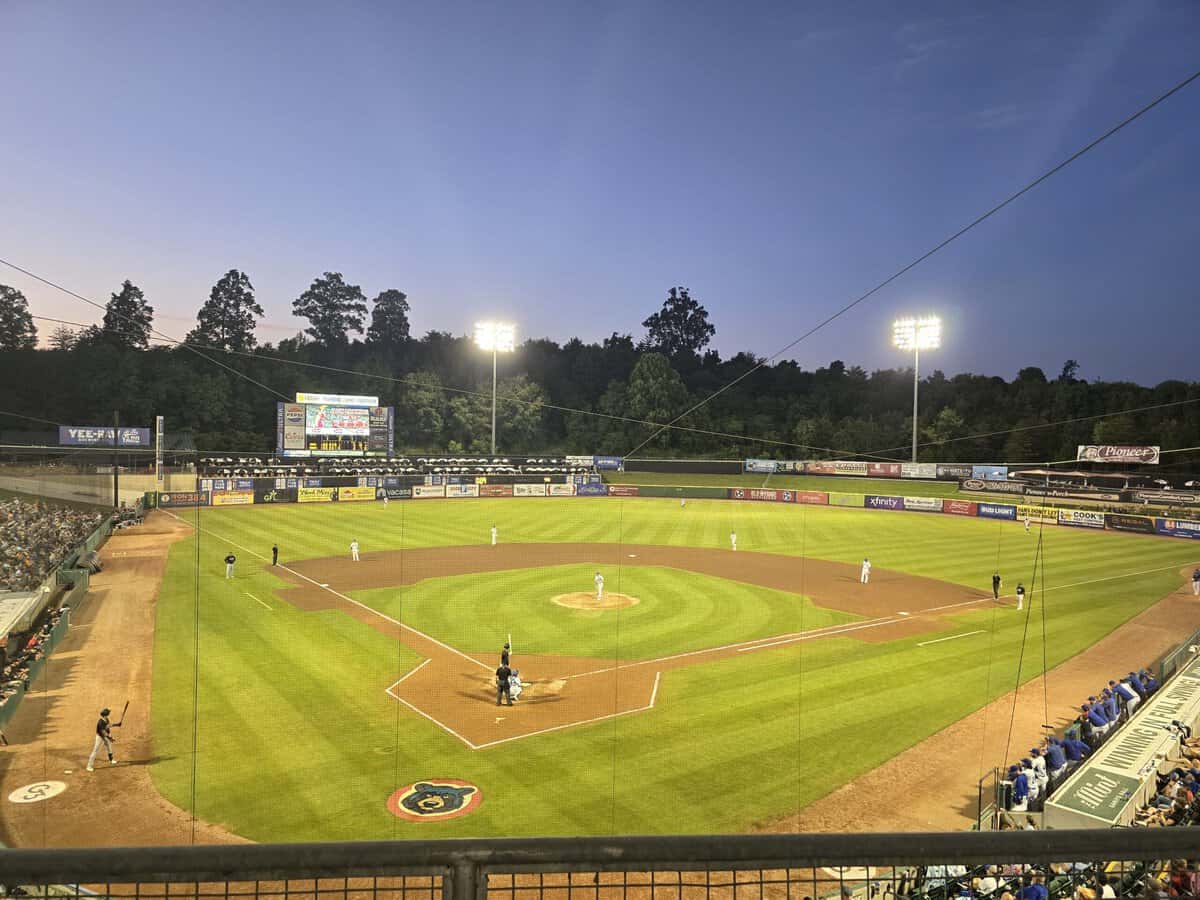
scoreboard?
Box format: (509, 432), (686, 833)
(276, 393), (394, 457)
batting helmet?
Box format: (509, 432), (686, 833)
(101, 708), (111, 716)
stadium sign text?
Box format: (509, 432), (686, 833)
(295, 392), (378, 406)
(1077, 444), (1160, 465)
(59, 426), (151, 447)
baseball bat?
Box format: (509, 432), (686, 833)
(116, 699), (130, 727)
(508, 632), (512, 654)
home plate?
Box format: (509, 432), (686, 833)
(899, 611), (909, 616)
(628, 554), (637, 558)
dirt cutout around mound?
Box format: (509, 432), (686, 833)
(271, 543), (989, 750)
(0, 512), (247, 848)
(552, 592), (639, 610)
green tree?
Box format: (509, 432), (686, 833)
(395, 371), (445, 450)
(641, 287), (715, 358)
(626, 352), (688, 447)
(922, 407), (967, 457)
(292, 272), (368, 346)
(101, 280), (154, 350)
(48, 325), (77, 350)
(366, 289), (411, 347)
(0, 285), (37, 350)
(187, 269), (263, 351)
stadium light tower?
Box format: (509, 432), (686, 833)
(892, 315), (941, 463)
(474, 321), (516, 455)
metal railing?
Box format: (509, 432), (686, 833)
(1, 831), (1199, 900)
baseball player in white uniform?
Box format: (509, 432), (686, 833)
(594, 571), (604, 601)
(491, 525), (498, 546)
(509, 669), (523, 701)
(1024, 516), (1031, 534)
(350, 539), (360, 562)
(730, 530), (737, 551)
(860, 558), (871, 584)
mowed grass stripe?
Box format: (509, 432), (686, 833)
(151, 500), (1200, 839)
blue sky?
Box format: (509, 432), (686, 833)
(2, 1), (1198, 384)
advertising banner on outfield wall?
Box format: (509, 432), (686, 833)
(804, 461), (836, 475)
(605, 485), (639, 497)
(445, 484), (480, 498)
(1106, 514), (1155, 534)
(744, 459), (779, 474)
(513, 483), (548, 497)
(59, 426), (152, 447)
(864, 495), (904, 510)
(479, 484), (514, 497)
(960, 479), (1025, 495)
(942, 499), (978, 516)
(379, 486), (412, 500)
(566, 455), (593, 468)
(729, 488), (787, 502)
(413, 485), (446, 499)
(794, 490), (829, 505)
(158, 492), (210, 508)
(1025, 486), (1124, 502)
(339, 486), (377, 502)
(575, 483), (608, 496)
(1133, 490), (1200, 506)
(978, 503), (1017, 520)
(254, 485), (297, 504)
(548, 483), (576, 496)
(593, 456), (623, 470)
(778, 461), (806, 474)
(868, 463), (902, 477)
(298, 487), (338, 503)
(1077, 445), (1160, 465)
(1058, 509), (1106, 529)
(1155, 518), (1200, 539)
(972, 465), (1009, 480)
(936, 464), (974, 480)
(212, 491), (254, 507)
(828, 492), (863, 507)
(832, 461), (869, 476)
(901, 463), (938, 479)
(1018, 505), (1059, 523)
(903, 496), (943, 512)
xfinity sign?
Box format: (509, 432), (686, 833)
(59, 426), (152, 447)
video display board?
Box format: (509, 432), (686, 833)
(276, 394), (394, 457)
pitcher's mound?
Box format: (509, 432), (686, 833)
(551, 592), (640, 610)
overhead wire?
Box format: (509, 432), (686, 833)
(621, 66), (1200, 460)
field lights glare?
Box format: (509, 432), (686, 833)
(892, 316), (942, 352)
(474, 321), (516, 354)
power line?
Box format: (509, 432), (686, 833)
(621, 66), (1200, 459)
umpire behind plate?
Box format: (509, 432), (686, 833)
(495, 663), (513, 706)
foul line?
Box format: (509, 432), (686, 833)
(917, 630), (985, 647)
(163, 510), (492, 672)
(471, 670), (664, 751)
(385, 678), (480, 750)
(244, 592), (272, 611)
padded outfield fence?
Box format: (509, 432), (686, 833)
(2, 831), (1200, 900)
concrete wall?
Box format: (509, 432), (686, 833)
(0, 473), (197, 506)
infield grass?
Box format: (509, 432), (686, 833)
(150, 498), (1200, 840)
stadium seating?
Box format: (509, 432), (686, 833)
(198, 455), (590, 479)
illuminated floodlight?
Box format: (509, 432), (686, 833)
(892, 315), (942, 463)
(475, 321), (517, 454)
(892, 315), (941, 352)
(474, 321), (516, 354)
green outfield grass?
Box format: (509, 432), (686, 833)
(150, 498), (1200, 840)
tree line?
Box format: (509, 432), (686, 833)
(1, 275), (1199, 470)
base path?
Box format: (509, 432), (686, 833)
(0, 513), (245, 848)
(274, 544), (988, 749)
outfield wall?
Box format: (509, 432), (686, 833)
(156, 478), (1200, 543)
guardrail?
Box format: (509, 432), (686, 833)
(1, 831), (1198, 900)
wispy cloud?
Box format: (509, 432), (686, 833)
(971, 103), (1032, 131)
(790, 27), (843, 52)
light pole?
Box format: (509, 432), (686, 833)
(892, 316), (941, 463)
(474, 321), (515, 455)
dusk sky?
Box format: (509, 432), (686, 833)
(2, 2), (1198, 385)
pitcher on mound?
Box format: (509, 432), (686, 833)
(594, 571), (604, 602)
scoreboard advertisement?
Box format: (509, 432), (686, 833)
(276, 394), (394, 457)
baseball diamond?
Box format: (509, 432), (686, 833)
(3, 491), (1196, 847)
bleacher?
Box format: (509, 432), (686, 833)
(198, 455), (589, 480)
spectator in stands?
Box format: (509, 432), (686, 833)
(0, 498), (105, 592)
(1020, 873), (1048, 900)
